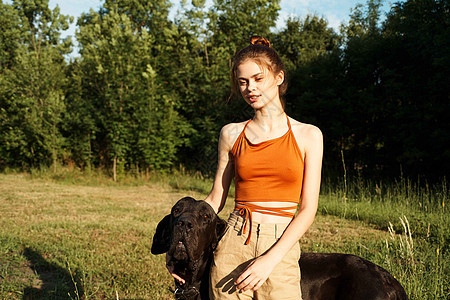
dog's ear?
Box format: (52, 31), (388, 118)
(216, 218), (227, 237)
(211, 218), (228, 249)
(151, 214), (172, 255)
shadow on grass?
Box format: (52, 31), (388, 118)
(22, 248), (83, 300)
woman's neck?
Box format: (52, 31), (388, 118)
(252, 108), (286, 131)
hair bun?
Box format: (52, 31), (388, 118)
(250, 36), (271, 48)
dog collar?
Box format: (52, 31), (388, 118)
(173, 286), (200, 299)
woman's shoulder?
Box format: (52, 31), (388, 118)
(219, 120), (250, 150)
(289, 117), (321, 136)
(220, 120), (249, 138)
(288, 116), (323, 149)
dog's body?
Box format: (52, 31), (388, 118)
(299, 253), (407, 299)
(152, 197), (408, 300)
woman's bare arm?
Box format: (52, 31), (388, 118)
(204, 123), (238, 213)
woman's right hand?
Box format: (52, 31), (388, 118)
(166, 253), (185, 285)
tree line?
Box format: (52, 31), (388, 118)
(0, 0), (448, 181)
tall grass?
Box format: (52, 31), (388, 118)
(319, 175), (449, 299)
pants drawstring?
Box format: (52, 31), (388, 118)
(237, 206), (252, 245)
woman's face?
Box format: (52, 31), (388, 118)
(236, 60), (284, 110)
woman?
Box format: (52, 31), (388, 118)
(171, 36), (322, 299)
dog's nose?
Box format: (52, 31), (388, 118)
(177, 216), (193, 230)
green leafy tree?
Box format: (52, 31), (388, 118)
(342, 0), (384, 38)
(0, 0), (72, 171)
(74, 0), (190, 180)
(292, 0), (449, 179)
(378, 0), (450, 177)
(159, 0), (221, 174)
(273, 15), (339, 71)
(62, 60), (96, 170)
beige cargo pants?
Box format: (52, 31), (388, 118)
(210, 211), (302, 299)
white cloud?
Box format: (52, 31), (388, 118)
(326, 14), (347, 32)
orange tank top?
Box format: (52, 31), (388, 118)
(231, 114), (304, 244)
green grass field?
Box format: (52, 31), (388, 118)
(0, 171), (448, 299)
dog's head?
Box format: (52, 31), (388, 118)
(151, 197), (227, 265)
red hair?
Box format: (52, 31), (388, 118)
(229, 36), (287, 104)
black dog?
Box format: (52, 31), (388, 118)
(152, 197), (408, 300)
(152, 197), (227, 299)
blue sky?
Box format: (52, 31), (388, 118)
(47, 0), (398, 34)
(277, 0), (396, 29)
(6, 0), (399, 55)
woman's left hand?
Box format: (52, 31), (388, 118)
(234, 254), (277, 292)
